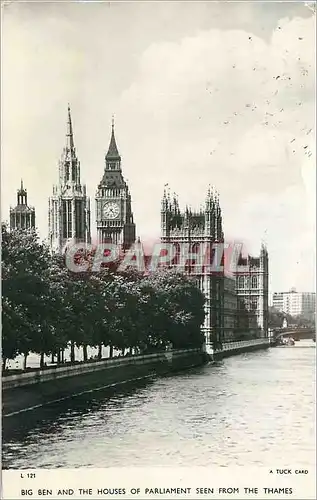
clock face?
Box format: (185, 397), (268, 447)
(103, 202), (120, 219)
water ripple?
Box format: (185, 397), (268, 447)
(2, 342), (316, 469)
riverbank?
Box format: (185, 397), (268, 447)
(2, 339), (271, 417)
(2, 348), (207, 417)
(3, 341), (314, 471)
(212, 338), (271, 361)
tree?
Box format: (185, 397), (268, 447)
(2, 226), (208, 370)
(142, 269), (206, 350)
(2, 224), (52, 368)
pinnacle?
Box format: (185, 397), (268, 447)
(66, 105), (75, 151)
(106, 119), (121, 160)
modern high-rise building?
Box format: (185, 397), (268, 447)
(95, 120), (136, 249)
(48, 106), (91, 254)
(234, 245), (269, 337)
(160, 187), (224, 353)
(10, 180), (36, 231)
(272, 288), (316, 321)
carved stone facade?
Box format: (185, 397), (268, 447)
(224, 275), (238, 340)
(48, 107), (91, 254)
(234, 245), (269, 337)
(161, 187), (224, 353)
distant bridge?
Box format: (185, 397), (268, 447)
(272, 327), (316, 342)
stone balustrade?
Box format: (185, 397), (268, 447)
(2, 348), (202, 391)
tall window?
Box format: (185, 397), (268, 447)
(251, 298), (258, 310)
(62, 201), (67, 238)
(67, 200), (72, 237)
(238, 276), (244, 288)
(64, 161), (70, 182)
(72, 162), (76, 182)
(75, 200), (84, 239)
(252, 275), (258, 288)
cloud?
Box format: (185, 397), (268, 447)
(1, 3), (315, 292)
(118, 14), (315, 291)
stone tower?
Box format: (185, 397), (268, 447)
(48, 106), (91, 254)
(10, 180), (36, 230)
(234, 243), (269, 337)
(95, 119), (136, 249)
(161, 187), (225, 353)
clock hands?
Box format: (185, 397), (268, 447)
(104, 203), (119, 218)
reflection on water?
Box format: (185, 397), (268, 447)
(2, 341), (316, 469)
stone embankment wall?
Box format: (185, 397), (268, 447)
(213, 338), (270, 361)
(2, 339), (271, 417)
(2, 348), (206, 417)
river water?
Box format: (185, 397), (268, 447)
(2, 341), (315, 469)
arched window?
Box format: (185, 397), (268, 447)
(238, 276), (244, 288)
(252, 275), (258, 288)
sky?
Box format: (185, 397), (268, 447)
(1, 0), (316, 294)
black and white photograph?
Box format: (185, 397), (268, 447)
(1, 1), (316, 498)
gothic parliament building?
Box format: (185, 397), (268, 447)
(161, 189), (268, 350)
(9, 106), (268, 348)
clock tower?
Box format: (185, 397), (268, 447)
(95, 119), (136, 249)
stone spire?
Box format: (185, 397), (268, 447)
(172, 192), (179, 215)
(205, 185), (215, 211)
(162, 184), (169, 210)
(66, 104), (75, 152)
(59, 104), (80, 186)
(106, 116), (121, 161)
(49, 105), (91, 253)
(17, 179), (27, 205)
